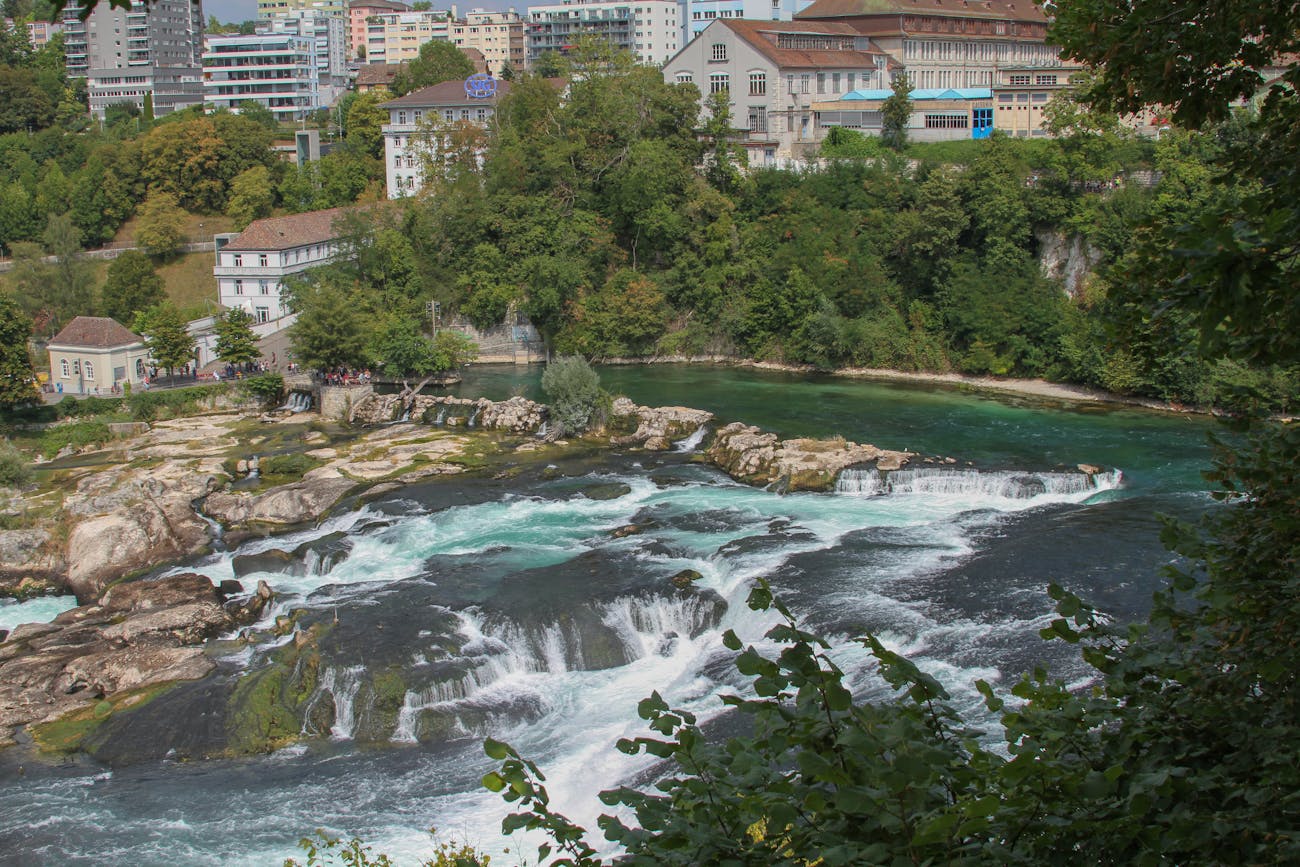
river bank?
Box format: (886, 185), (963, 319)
(592, 355), (1214, 415)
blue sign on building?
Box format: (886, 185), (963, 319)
(464, 73), (498, 100)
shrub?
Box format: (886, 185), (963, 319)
(258, 452), (320, 481)
(241, 373), (284, 404)
(541, 356), (605, 435)
(0, 439), (32, 488)
(127, 384), (228, 422)
(39, 421), (112, 458)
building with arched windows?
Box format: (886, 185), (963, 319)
(47, 317), (151, 395)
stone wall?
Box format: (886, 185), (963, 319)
(320, 385), (372, 422)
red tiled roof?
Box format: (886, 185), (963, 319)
(48, 316), (142, 349)
(222, 207), (351, 252)
(797, 0), (1048, 23)
(719, 20), (892, 70)
(355, 63), (402, 88)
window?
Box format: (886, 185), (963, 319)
(255, 307), (270, 323)
(676, 71), (693, 84)
(136, 359), (145, 378)
(477, 108), (487, 121)
(232, 254), (243, 267)
(1009, 74), (1030, 86)
(1036, 74), (1057, 86)
(260, 281), (270, 295)
(748, 71), (765, 95)
(800, 73), (810, 93)
(234, 279), (244, 295)
(747, 105), (767, 132)
(709, 73), (729, 94)
(398, 110), (406, 124)
(60, 358), (69, 378)
(998, 93), (1014, 103)
(460, 109), (470, 120)
(847, 72), (856, 91)
(413, 110), (422, 121)
(258, 254), (268, 267)
(84, 361), (94, 380)
(831, 72), (841, 93)
(816, 73), (825, 94)
(924, 114), (969, 128)
(711, 43), (726, 62)
(1032, 92), (1049, 102)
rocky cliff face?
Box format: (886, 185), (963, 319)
(1037, 228), (1104, 297)
(0, 573), (271, 751)
(706, 422), (914, 492)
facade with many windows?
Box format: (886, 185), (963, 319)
(452, 10), (526, 76)
(663, 19), (893, 165)
(349, 0), (411, 59)
(526, 0), (679, 67)
(202, 32), (321, 120)
(47, 317), (151, 395)
(381, 78), (513, 198)
(62, 0), (205, 118)
(795, 0), (1059, 89)
(364, 10), (451, 64)
(213, 208), (350, 328)
(683, 0), (813, 40)
(991, 65), (1078, 137)
(813, 87), (995, 142)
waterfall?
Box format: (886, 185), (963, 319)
(467, 407), (481, 428)
(535, 421), (548, 439)
(673, 425), (707, 453)
(283, 392), (311, 412)
(434, 407), (447, 425)
(319, 666), (366, 741)
(192, 500), (226, 551)
(836, 466), (1123, 500)
(247, 455), (260, 479)
(600, 594), (723, 660)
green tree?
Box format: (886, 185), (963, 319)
(224, 165), (275, 230)
(214, 307), (260, 366)
(0, 294), (39, 411)
(100, 250), (165, 324)
(391, 40), (474, 97)
(135, 303), (194, 378)
(540, 355), (604, 435)
(881, 72), (913, 151)
(369, 314), (440, 383)
(134, 192), (186, 259)
(41, 212), (95, 328)
(0, 67), (55, 134)
(343, 89), (390, 159)
(236, 100), (278, 130)
(531, 51), (564, 79)
(288, 281), (368, 372)
(700, 89), (745, 194)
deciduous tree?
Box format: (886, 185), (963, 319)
(881, 72), (913, 151)
(214, 307), (260, 366)
(135, 303), (194, 378)
(391, 40), (474, 97)
(0, 294), (38, 411)
(100, 250), (165, 324)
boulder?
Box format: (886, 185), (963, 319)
(0, 528), (62, 592)
(707, 423), (913, 491)
(0, 572), (273, 750)
(203, 475), (356, 530)
(670, 569), (703, 590)
(607, 398), (713, 449)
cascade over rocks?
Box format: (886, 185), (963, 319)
(706, 422), (915, 491)
(0, 573), (272, 750)
(607, 397), (713, 450)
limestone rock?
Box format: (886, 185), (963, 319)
(607, 398), (713, 449)
(202, 475), (356, 530)
(707, 423), (913, 491)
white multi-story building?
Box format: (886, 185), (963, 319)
(382, 78), (511, 198)
(258, 0), (346, 20)
(452, 9), (525, 76)
(62, 0), (205, 118)
(683, 0), (813, 40)
(526, 0), (679, 67)
(365, 10), (452, 64)
(663, 19), (894, 165)
(260, 12), (349, 104)
(203, 32), (322, 121)
(213, 208), (350, 328)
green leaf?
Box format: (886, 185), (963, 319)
(484, 738), (511, 760)
(481, 771), (506, 793)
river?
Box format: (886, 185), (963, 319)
(0, 365), (1217, 865)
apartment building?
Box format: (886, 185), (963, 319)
(795, 0), (1059, 89)
(257, 0), (347, 20)
(683, 0), (813, 40)
(663, 19), (894, 164)
(348, 0), (410, 59)
(62, 0), (205, 118)
(202, 32), (321, 121)
(26, 19), (62, 50)
(526, 0), (680, 67)
(452, 9), (525, 76)
(365, 10), (451, 64)
(260, 11), (350, 102)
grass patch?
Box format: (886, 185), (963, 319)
(155, 251), (223, 320)
(258, 452), (323, 484)
(38, 420), (114, 458)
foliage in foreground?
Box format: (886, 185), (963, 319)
(285, 827), (490, 867)
(540, 356), (605, 436)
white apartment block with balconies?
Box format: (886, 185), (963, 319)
(203, 32), (322, 121)
(526, 0), (679, 67)
(213, 208), (350, 328)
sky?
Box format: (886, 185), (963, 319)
(204, 0), (524, 24)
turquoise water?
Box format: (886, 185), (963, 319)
(454, 363), (1215, 494)
(0, 368), (1223, 865)
(0, 595), (77, 633)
